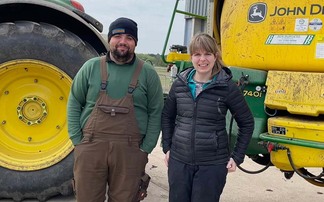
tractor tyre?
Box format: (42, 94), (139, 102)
(0, 21), (98, 201)
(250, 153), (271, 166)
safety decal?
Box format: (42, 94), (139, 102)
(309, 18), (322, 31)
(294, 18), (309, 32)
(265, 34), (314, 45)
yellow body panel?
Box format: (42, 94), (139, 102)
(268, 116), (324, 170)
(221, 0), (324, 71)
(265, 71), (324, 116)
(166, 52), (190, 63)
(270, 145), (324, 171)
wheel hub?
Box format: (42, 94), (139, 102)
(17, 96), (47, 125)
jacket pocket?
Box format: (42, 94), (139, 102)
(98, 105), (129, 116)
(213, 131), (219, 151)
(171, 128), (178, 150)
(75, 134), (93, 147)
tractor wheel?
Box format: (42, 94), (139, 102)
(0, 21), (98, 201)
(250, 153), (271, 166)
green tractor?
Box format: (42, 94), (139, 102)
(0, 0), (107, 201)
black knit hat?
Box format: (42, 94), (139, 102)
(108, 17), (138, 45)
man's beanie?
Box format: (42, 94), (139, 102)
(108, 17), (138, 44)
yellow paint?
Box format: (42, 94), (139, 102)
(166, 52), (190, 63)
(265, 71), (324, 116)
(0, 60), (73, 171)
(268, 116), (324, 170)
(220, 0), (324, 71)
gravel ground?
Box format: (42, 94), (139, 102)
(1, 137), (323, 202)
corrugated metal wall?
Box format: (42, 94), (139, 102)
(183, 0), (209, 47)
(186, 0), (209, 17)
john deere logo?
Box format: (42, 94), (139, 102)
(248, 3), (267, 23)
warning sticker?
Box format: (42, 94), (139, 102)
(295, 18), (308, 32)
(265, 34), (314, 45)
(309, 18), (322, 31)
(316, 43), (324, 59)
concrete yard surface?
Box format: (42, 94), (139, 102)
(1, 137), (323, 202)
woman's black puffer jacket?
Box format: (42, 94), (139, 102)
(162, 67), (254, 166)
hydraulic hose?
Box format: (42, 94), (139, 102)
(229, 115), (271, 174)
(286, 148), (324, 180)
(228, 73), (271, 174)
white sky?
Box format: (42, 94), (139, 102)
(77, 0), (186, 54)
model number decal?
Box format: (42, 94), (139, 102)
(243, 90), (263, 97)
(271, 126), (286, 135)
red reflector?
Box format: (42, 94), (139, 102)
(267, 143), (274, 152)
(71, 0), (85, 12)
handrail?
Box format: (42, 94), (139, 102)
(259, 133), (324, 149)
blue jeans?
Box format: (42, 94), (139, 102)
(168, 157), (228, 202)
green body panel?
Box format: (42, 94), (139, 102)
(175, 60), (192, 73)
(227, 67), (268, 155)
(46, 0), (74, 8)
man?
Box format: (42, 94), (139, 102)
(67, 17), (164, 202)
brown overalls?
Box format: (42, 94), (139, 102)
(73, 56), (148, 202)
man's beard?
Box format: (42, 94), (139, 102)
(111, 45), (133, 63)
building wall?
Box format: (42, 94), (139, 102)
(184, 0), (209, 48)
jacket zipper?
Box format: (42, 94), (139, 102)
(191, 101), (197, 164)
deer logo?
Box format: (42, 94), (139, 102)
(251, 6), (264, 19)
(248, 3), (267, 23)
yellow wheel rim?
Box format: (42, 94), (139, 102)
(0, 59), (74, 171)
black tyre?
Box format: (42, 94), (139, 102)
(0, 21), (98, 201)
(250, 153), (271, 166)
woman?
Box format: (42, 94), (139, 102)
(162, 33), (254, 202)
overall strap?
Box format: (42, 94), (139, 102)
(128, 59), (144, 94)
(100, 55), (108, 90)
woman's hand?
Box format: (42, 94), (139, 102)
(226, 157), (237, 172)
(164, 150), (170, 167)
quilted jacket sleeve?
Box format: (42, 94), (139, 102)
(226, 80), (255, 165)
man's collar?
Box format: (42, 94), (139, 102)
(106, 51), (136, 65)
